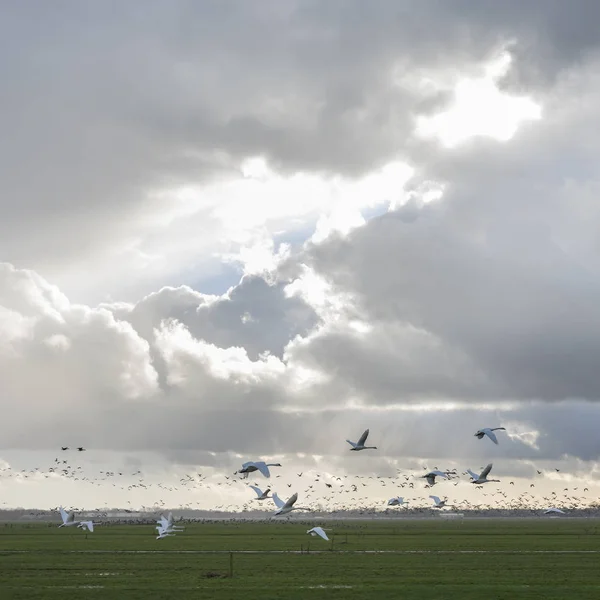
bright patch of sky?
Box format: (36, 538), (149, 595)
(415, 51), (542, 147)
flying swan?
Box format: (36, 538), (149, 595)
(237, 461), (282, 478)
(346, 429), (377, 451)
(474, 427), (506, 445)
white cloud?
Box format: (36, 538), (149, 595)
(415, 51), (542, 147)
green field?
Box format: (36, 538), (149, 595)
(2, 518), (600, 599)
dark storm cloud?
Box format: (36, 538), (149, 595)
(3, 0), (600, 276)
(122, 274), (319, 360)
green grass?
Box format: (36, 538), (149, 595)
(1, 519), (600, 599)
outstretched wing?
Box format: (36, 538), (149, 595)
(283, 493), (298, 509)
(255, 462), (271, 478)
(357, 429), (369, 446)
(484, 430), (499, 444)
(157, 515), (169, 528)
(309, 527), (329, 541)
(346, 440), (357, 448)
(249, 485), (263, 498)
(466, 469), (479, 481)
(272, 493), (285, 509)
(429, 495), (441, 505)
(59, 507), (69, 524)
(480, 463), (493, 479)
(425, 474), (435, 486)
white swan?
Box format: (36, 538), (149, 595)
(272, 492), (309, 516)
(421, 470), (450, 486)
(387, 497), (408, 506)
(429, 495), (449, 508)
(157, 513), (184, 531)
(474, 427), (506, 445)
(307, 526), (330, 541)
(249, 485), (271, 500)
(347, 429), (377, 451)
(77, 521), (99, 533)
(156, 525), (176, 539)
(58, 506), (80, 528)
(543, 508), (565, 515)
(237, 461), (282, 478)
(468, 463), (500, 485)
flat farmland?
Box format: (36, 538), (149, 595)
(1, 518), (600, 599)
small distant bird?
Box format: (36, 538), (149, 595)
(61, 447), (69, 451)
(77, 447), (86, 452)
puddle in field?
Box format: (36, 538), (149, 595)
(84, 572), (121, 576)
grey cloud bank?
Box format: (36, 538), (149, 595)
(1, 2), (600, 508)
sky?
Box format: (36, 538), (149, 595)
(2, 0), (600, 514)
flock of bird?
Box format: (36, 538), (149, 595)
(3, 424), (584, 539)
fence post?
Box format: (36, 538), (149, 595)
(229, 552), (233, 578)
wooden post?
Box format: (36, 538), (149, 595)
(229, 552), (233, 578)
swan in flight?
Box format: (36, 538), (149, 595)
(237, 461), (282, 478)
(307, 526), (330, 541)
(77, 521), (98, 533)
(387, 497), (408, 506)
(157, 513), (184, 532)
(474, 427), (506, 445)
(272, 492), (309, 516)
(347, 429), (377, 451)
(58, 507), (80, 528)
(468, 463), (500, 485)
(156, 525), (176, 539)
(249, 485), (271, 500)
(543, 508), (565, 515)
(429, 495), (449, 509)
(421, 470), (450, 486)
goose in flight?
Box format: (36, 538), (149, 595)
(387, 497), (408, 506)
(58, 507), (80, 528)
(249, 485), (271, 500)
(237, 461), (282, 478)
(421, 470), (450, 486)
(347, 429), (377, 451)
(429, 495), (449, 509)
(307, 526), (330, 541)
(474, 427), (506, 445)
(272, 492), (309, 516)
(468, 463), (500, 485)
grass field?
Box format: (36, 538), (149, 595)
(2, 518), (600, 599)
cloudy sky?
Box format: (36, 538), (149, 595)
(2, 0), (600, 513)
